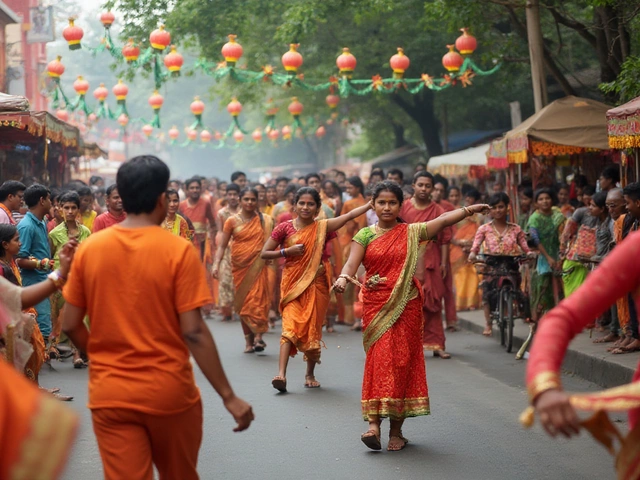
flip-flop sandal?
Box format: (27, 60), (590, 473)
(53, 393), (74, 402)
(361, 430), (382, 451)
(40, 387), (60, 394)
(244, 346), (255, 354)
(304, 376), (321, 388)
(272, 377), (287, 392)
(433, 351), (451, 359)
(387, 435), (409, 452)
(73, 358), (88, 369)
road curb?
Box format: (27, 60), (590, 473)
(456, 315), (635, 389)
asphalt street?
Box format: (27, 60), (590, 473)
(42, 318), (622, 480)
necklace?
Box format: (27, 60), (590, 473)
(375, 222), (394, 235)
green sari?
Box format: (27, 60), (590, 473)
(527, 210), (566, 316)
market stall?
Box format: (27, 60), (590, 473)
(606, 96), (640, 185)
(0, 108), (80, 186)
(487, 96), (612, 209)
(428, 143), (489, 181)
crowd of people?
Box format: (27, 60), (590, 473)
(1, 154), (639, 478)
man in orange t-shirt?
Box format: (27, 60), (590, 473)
(62, 155), (253, 480)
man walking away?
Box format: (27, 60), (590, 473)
(62, 156), (253, 480)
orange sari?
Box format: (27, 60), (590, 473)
(614, 214), (630, 330)
(279, 219), (331, 362)
(0, 360), (78, 480)
(450, 217), (481, 310)
(226, 214), (274, 335)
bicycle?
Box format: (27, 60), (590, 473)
(474, 254), (532, 353)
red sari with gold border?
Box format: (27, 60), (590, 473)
(355, 223), (431, 420)
(526, 231), (640, 479)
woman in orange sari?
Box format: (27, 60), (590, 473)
(262, 187), (372, 392)
(337, 176), (368, 327)
(213, 188), (274, 353)
(335, 181), (488, 451)
(450, 189), (481, 310)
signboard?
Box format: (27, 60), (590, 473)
(26, 6), (54, 44)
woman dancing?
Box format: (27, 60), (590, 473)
(335, 181), (488, 451)
(262, 187), (371, 392)
(213, 188), (274, 353)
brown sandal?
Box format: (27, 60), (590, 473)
(387, 434), (409, 451)
(272, 376), (287, 392)
(304, 376), (321, 388)
(361, 430), (382, 451)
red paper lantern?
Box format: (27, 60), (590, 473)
(288, 97), (303, 117)
(221, 34), (243, 67)
(164, 45), (183, 76)
(233, 130), (244, 143)
(455, 27), (477, 55)
(265, 99), (279, 116)
(148, 90), (164, 110)
(268, 129), (280, 141)
(117, 114), (129, 127)
(149, 25), (171, 52)
(93, 83), (108, 102)
(47, 56), (65, 78)
(389, 47), (410, 79)
(200, 130), (212, 143)
(142, 124), (153, 137)
(56, 109), (69, 122)
(315, 126), (326, 139)
(122, 39), (140, 63)
(442, 45), (464, 72)
(191, 97), (205, 116)
(281, 125), (292, 140)
(100, 11), (115, 29)
(187, 129), (198, 141)
(252, 129), (263, 143)
(112, 80), (128, 101)
(336, 48), (356, 77)
(73, 76), (89, 96)
(88, 113), (97, 123)
(227, 97), (242, 117)
(168, 126), (180, 141)
(282, 44), (303, 73)
(63, 18), (84, 51)
(326, 94), (340, 109)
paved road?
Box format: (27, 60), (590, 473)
(43, 318), (621, 480)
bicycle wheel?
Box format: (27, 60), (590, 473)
(498, 287), (506, 346)
(505, 289), (514, 353)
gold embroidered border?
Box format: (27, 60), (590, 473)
(528, 371), (562, 404)
(569, 382), (640, 412)
(422, 343), (445, 351)
(10, 394), (78, 480)
(361, 397), (431, 420)
(363, 223), (421, 352)
(281, 220), (327, 307)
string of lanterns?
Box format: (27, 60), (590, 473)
(49, 14), (499, 148)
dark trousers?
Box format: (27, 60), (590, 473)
(628, 293), (639, 340)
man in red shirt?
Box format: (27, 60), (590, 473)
(432, 179), (458, 330)
(180, 177), (217, 260)
(399, 171), (452, 359)
(92, 185), (126, 233)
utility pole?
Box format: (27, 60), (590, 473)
(526, 0), (548, 112)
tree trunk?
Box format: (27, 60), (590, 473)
(391, 122), (407, 148)
(391, 89), (443, 159)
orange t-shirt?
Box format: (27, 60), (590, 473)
(63, 225), (213, 415)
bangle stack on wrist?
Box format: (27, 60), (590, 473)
(47, 270), (66, 290)
(280, 248), (287, 258)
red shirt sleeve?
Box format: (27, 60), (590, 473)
(271, 222), (291, 245)
(526, 230), (640, 401)
(92, 215), (104, 233)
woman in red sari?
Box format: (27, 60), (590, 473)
(524, 231), (640, 479)
(335, 181), (489, 452)
(262, 187), (371, 393)
(212, 188), (274, 353)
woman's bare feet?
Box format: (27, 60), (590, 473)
(609, 336), (632, 352)
(304, 375), (321, 388)
(593, 333), (619, 344)
(482, 324), (492, 336)
(433, 350), (451, 359)
(612, 338), (640, 354)
(387, 435), (409, 451)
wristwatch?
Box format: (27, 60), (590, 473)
(47, 270), (66, 289)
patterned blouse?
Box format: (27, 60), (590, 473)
(470, 221), (530, 256)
